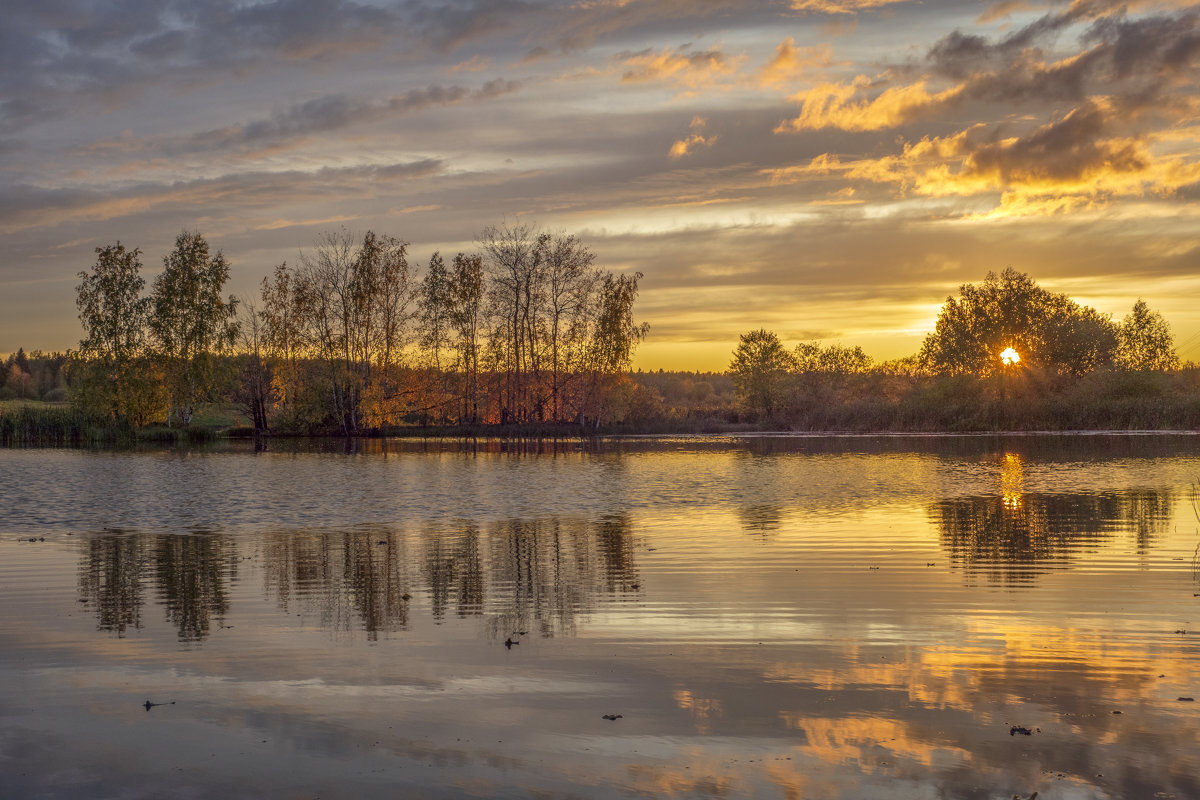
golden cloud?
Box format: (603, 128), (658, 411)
(618, 45), (740, 87)
(669, 116), (718, 158)
(771, 102), (1200, 217)
(776, 76), (964, 132)
(758, 38), (834, 88)
(790, 0), (911, 13)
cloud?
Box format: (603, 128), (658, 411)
(77, 80), (522, 161)
(788, 0), (912, 13)
(778, 4), (1200, 136)
(669, 117), (718, 158)
(0, 159), (445, 235)
(758, 38), (834, 88)
(976, 1), (1035, 24)
(617, 44), (738, 87)
(777, 76), (964, 132)
(780, 101), (1200, 216)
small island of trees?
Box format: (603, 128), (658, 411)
(1, 239), (1197, 445)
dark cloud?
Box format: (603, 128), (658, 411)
(963, 102), (1145, 184)
(0, 159), (445, 236)
(928, 5), (1200, 113)
(74, 80), (522, 159)
(0, 98), (60, 135)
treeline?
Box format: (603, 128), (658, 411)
(0, 348), (69, 402)
(68, 224), (649, 435)
(723, 269), (1198, 431)
(8, 262), (1198, 441)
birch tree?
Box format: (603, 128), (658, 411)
(75, 242), (156, 422)
(149, 231), (239, 426)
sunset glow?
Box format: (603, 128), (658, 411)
(2, 2), (1200, 368)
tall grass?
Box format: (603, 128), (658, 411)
(0, 404), (130, 446)
(0, 404), (227, 447)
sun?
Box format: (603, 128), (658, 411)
(1000, 347), (1020, 365)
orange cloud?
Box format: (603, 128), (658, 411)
(669, 116), (718, 158)
(758, 38), (834, 87)
(777, 76), (964, 132)
(618, 45), (740, 87)
(976, 0), (1035, 23)
(778, 103), (1200, 217)
(789, 0), (911, 13)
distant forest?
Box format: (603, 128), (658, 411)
(2, 236), (1198, 441)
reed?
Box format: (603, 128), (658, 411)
(0, 404), (130, 446)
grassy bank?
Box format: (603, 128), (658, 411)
(0, 400), (229, 446)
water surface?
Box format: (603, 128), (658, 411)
(2, 435), (1199, 799)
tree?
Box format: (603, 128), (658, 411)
(480, 222), (543, 423)
(74, 242), (156, 422)
(149, 231), (239, 426)
(794, 341), (872, 373)
(235, 301), (273, 434)
(920, 268), (1117, 376)
(730, 329), (796, 421)
(7, 363), (31, 400)
(420, 252), (455, 422)
(421, 252), (453, 372)
(259, 262), (305, 427)
(579, 271), (649, 426)
(291, 229), (418, 434)
(1117, 299), (1178, 371)
(448, 252), (486, 424)
(538, 232), (599, 422)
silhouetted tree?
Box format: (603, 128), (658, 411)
(481, 222), (543, 423)
(920, 268), (1117, 376)
(730, 329), (796, 421)
(1117, 298), (1178, 371)
(449, 252), (486, 423)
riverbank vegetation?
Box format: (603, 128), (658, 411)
(2, 240), (1196, 445)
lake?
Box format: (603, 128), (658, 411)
(2, 434), (1199, 799)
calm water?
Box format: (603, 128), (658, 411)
(2, 435), (1199, 799)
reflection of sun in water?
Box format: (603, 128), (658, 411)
(1000, 347), (1020, 365)
(1001, 452), (1024, 509)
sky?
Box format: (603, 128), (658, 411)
(2, 0), (1199, 370)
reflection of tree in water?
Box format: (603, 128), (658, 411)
(261, 528), (412, 640)
(153, 533), (237, 642)
(424, 521), (484, 622)
(738, 505), (783, 538)
(259, 515), (640, 640)
(78, 513), (641, 643)
(595, 513), (639, 593)
(933, 489), (1172, 584)
(77, 532), (146, 636)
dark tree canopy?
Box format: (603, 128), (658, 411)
(730, 329), (795, 421)
(1117, 298), (1178, 371)
(920, 268), (1118, 377)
